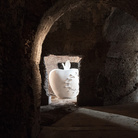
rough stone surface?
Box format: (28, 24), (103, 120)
(0, 0), (27, 137)
(117, 90), (138, 104)
(1, 0), (138, 137)
(39, 103), (138, 138)
(40, 58), (49, 105)
(41, 1), (111, 106)
(101, 0), (138, 20)
(78, 39), (110, 106)
(42, 1), (110, 56)
(40, 101), (78, 126)
(103, 8), (138, 105)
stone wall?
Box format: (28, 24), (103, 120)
(44, 55), (81, 75)
(41, 1), (111, 106)
(0, 0), (27, 137)
(1, 0), (138, 137)
(103, 8), (138, 105)
(42, 1), (110, 56)
(0, 0), (56, 137)
(78, 39), (110, 106)
(40, 2), (138, 106)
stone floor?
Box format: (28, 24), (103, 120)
(50, 96), (77, 105)
(39, 101), (138, 138)
(40, 96), (78, 126)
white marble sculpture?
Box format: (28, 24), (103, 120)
(49, 60), (79, 99)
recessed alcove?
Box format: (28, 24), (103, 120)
(42, 54), (81, 105)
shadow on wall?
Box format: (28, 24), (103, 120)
(103, 8), (138, 105)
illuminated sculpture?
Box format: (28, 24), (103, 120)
(49, 60), (79, 99)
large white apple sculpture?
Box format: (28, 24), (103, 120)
(49, 60), (79, 99)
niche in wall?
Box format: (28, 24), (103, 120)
(44, 54), (82, 105)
